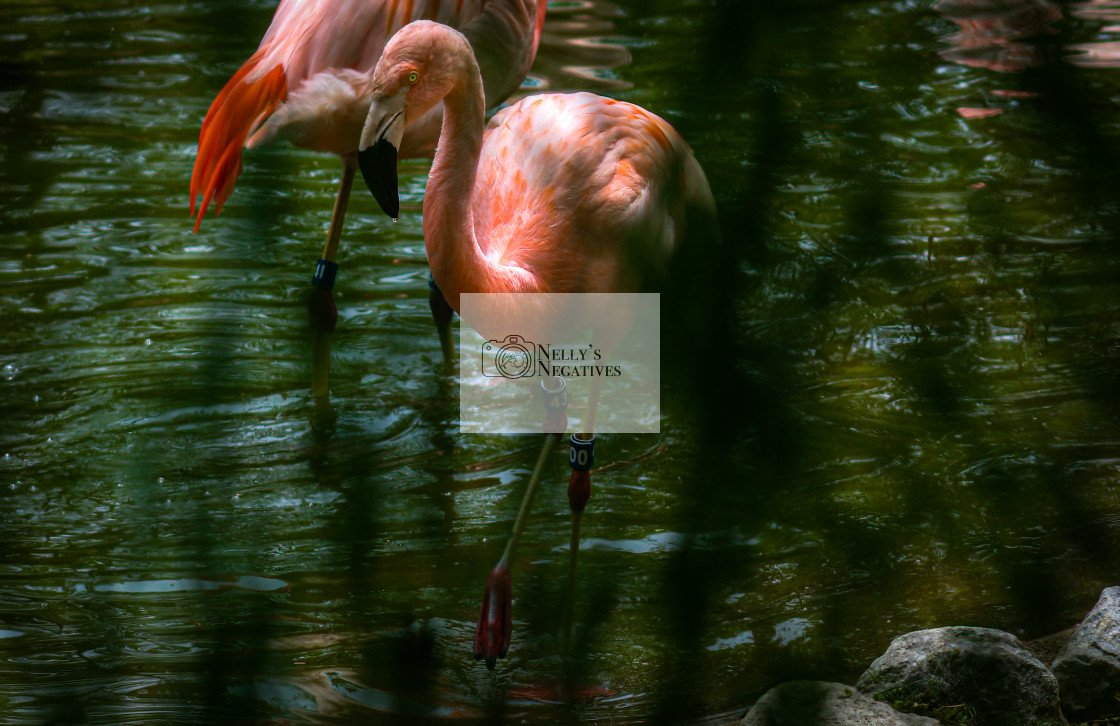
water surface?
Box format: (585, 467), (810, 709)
(3, 0), (1120, 723)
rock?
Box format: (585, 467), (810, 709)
(1051, 586), (1120, 721)
(856, 626), (1065, 725)
(740, 681), (940, 726)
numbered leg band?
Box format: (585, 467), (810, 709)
(312, 259), (339, 290)
(569, 434), (595, 472)
(541, 377), (568, 414)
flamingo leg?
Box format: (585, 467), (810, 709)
(321, 156), (356, 266)
(309, 157), (357, 333)
(569, 375), (602, 561)
(475, 432), (561, 669)
(562, 376), (601, 661)
(307, 158), (357, 424)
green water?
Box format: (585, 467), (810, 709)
(3, 0), (1120, 723)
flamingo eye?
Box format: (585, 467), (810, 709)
(407, 71), (419, 84)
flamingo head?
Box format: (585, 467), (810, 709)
(358, 21), (474, 218)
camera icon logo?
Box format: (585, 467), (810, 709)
(482, 335), (536, 378)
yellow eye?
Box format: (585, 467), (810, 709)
(408, 71), (419, 84)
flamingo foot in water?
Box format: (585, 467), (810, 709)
(473, 563), (512, 669)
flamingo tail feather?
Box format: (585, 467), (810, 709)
(190, 52), (288, 232)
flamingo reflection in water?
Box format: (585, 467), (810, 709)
(357, 20), (717, 669)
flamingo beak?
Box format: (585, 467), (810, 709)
(358, 92), (407, 219)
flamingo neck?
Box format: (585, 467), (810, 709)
(423, 55), (488, 314)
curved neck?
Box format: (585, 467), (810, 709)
(423, 52), (488, 313)
(463, 0), (545, 110)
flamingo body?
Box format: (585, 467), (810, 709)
(190, 0), (546, 232)
(440, 92), (710, 308)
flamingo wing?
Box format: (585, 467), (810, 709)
(471, 92), (714, 292)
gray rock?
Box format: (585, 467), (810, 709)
(1051, 586), (1120, 721)
(740, 681), (940, 726)
(856, 626), (1065, 725)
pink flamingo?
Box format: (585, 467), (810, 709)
(188, 0), (547, 310)
(357, 20), (717, 668)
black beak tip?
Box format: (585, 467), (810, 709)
(358, 138), (400, 219)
